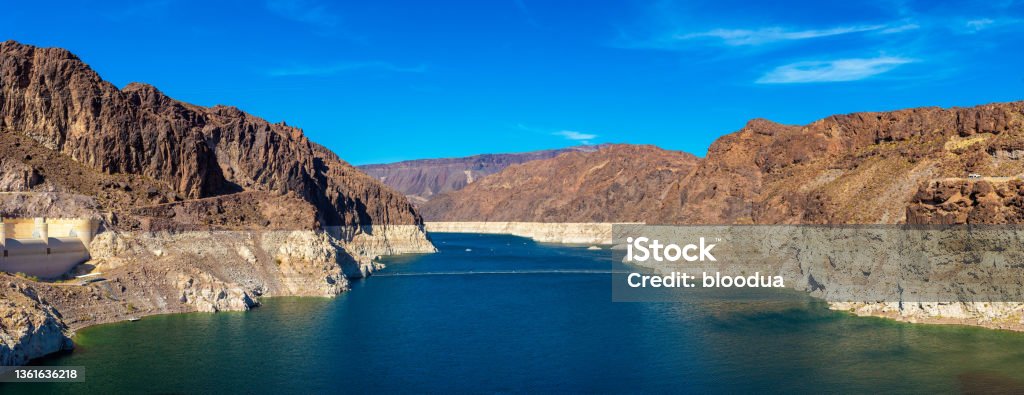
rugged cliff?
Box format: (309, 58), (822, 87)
(0, 40), (420, 228)
(421, 144), (699, 222)
(667, 102), (1024, 224)
(358, 145), (604, 204)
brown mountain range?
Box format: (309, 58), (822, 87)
(358, 145), (604, 204)
(0, 40), (420, 229)
(422, 102), (1024, 224)
(420, 144), (698, 222)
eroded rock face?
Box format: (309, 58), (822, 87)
(907, 179), (1024, 224)
(0, 40), (421, 227)
(671, 103), (1024, 224)
(0, 43), (225, 199)
(173, 271), (257, 313)
(421, 144), (699, 222)
(0, 157), (41, 191)
(0, 278), (73, 366)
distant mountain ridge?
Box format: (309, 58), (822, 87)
(358, 145), (606, 204)
(420, 144), (699, 222)
(422, 102), (1024, 225)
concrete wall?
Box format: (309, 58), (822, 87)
(0, 217), (96, 279)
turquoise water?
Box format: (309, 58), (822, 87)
(6, 232), (1024, 393)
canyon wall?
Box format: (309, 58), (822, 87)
(422, 144), (698, 222)
(0, 40), (421, 228)
(0, 41), (438, 365)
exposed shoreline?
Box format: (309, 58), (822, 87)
(1, 225), (436, 365)
(831, 303), (1024, 332)
(425, 221), (621, 245)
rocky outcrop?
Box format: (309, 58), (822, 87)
(906, 179), (1024, 224)
(172, 270), (257, 313)
(421, 145), (699, 222)
(0, 278), (73, 366)
(0, 157), (41, 191)
(358, 145), (605, 204)
(667, 103), (1024, 224)
(426, 222), (616, 244)
(0, 40), (421, 228)
(331, 225), (438, 261)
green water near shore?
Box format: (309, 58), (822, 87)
(5, 232), (1024, 393)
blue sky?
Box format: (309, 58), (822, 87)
(3, 0), (1023, 164)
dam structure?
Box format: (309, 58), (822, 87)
(0, 217), (97, 278)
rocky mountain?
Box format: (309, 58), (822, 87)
(0, 40), (420, 228)
(424, 102), (1024, 224)
(0, 41), (437, 364)
(358, 145), (604, 204)
(421, 144), (699, 222)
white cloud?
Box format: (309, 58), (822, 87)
(757, 56), (915, 84)
(965, 18), (995, 32)
(268, 61), (427, 76)
(676, 24), (896, 46)
(555, 130), (598, 144)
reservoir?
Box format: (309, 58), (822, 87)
(11, 233), (1024, 393)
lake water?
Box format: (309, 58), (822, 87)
(8, 232), (1024, 393)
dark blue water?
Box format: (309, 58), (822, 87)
(7, 233), (1024, 393)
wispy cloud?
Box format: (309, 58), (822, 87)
(268, 61), (428, 77)
(555, 130), (598, 144)
(265, 0), (338, 28)
(617, 19), (920, 50)
(757, 56), (915, 84)
(957, 16), (1024, 34)
(676, 24), (894, 46)
(965, 18), (995, 32)
(514, 124), (601, 144)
